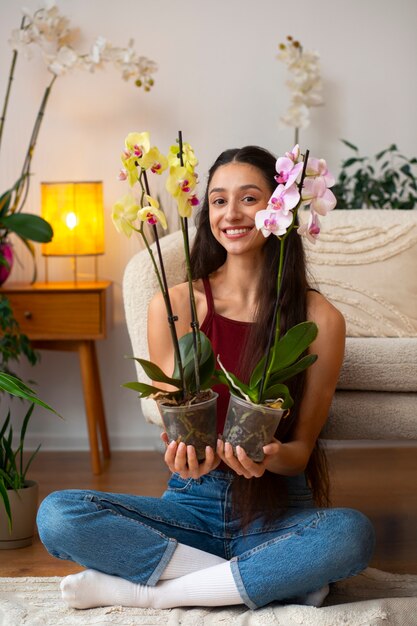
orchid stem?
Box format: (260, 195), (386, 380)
(142, 170), (186, 397)
(14, 75), (57, 213)
(178, 130), (201, 393)
(0, 17), (25, 155)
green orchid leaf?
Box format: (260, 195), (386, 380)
(172, 331), (214, 385)
(132, 357), (181, 387)
(198, 350), (216, 389)
(267, 353), (318, 385)
(270, 322), (318, 373)
(249, 355), (267, 389)
(261, 383), (293, 409)
(0, 213), (53, 243)
(213, 368), (255, 402)
(123, 381), (169, 397)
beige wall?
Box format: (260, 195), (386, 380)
(1, 0), (416, 449)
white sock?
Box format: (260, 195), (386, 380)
(60, 562), (243, 610)
(159, 542), (226, 579)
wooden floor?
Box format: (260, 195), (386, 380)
(1, 445), (417, 577)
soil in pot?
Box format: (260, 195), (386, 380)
(157, 391), (218, 462)
(222, 394), (285, 462)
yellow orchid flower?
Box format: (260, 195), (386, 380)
(140, 147), (169, 175)
(137, 195), (168, 229)
(125, 132), (151, 157)
(121, 132), (152, 185)
(166, 165), (197, 198)
(167, 142), (198, 173)
(176, 191), (199, 218)
(120, 152), (140, 187)
(111, 194), (140, 237)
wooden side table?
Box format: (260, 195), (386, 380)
(1, 281), (112, 474)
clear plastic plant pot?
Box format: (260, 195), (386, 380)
(157, 392), (218, 462)
(222, 394), (285, 462)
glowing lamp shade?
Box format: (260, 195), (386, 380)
(41, 181), (105, 257)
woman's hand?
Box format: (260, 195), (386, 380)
(161, 432), (221, 479)
(217, 437), (283, 478)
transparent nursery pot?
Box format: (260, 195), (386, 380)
(222, 394), (285, 462)
(157, 392), (218, 462)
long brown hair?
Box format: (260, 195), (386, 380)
(190, 146), (329, 525)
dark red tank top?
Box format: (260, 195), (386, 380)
(200, 277), (252, 434)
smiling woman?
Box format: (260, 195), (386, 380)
(36, 143), (375, 612)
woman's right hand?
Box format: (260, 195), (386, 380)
(161, 432), (220, 479)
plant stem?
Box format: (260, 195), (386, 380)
(294, 127), (299, 146)
(258, 239), (289, 402)
(0, 17), (26, 154)
(177, 130), (201, 392)
(141, 170), (186, 395)
(13, 74), (57, 214)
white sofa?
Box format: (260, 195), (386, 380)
(123, 209), (417, 623)
(124, 209), (417, 441)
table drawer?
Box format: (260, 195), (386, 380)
(5, 292), (105, 339)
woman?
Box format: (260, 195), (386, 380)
(37, 146), (375, 611)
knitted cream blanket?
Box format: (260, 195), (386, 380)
(1, 568), (417, 626)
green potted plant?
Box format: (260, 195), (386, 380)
(0, 372), (58, 548)
(112, 131), (217, 461)
(0, 295), (59, 547)
(216, 144), (337, 460)
(332, 140), (417, 210)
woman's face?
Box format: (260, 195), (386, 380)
(208, 162), (272, 256)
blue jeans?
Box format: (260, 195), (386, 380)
(37, 469), (375, 609)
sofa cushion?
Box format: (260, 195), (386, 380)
(322, 390), (417, 440)
(303, 209), (417, 337)
(339, 337), (417, 392)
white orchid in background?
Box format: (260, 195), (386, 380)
(0, 1), (158, 282)
(277, 36), (324, 144)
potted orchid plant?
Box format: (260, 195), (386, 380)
(112, 131), (217, 460)
(217, 145), (337, 461)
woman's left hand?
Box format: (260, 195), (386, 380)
(217, 437), (282, 478)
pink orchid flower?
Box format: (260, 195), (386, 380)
(301, 177), (337, 215)
(255, 209), (293, 238)
(284, 144), (300, 162)
(305, 157), (335, 187)
(268, 183), (300, 214)
(274, 156), (304, 187)
(297, 210), (321, 244)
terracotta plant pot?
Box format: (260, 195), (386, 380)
(0, 240), (13, 286)
(222, 394), (285, 462)
(158, 392), (218, 462)
(0, 480), (39, 549)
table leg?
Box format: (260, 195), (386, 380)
(90, 341), (111, 459)
(78, 341), (106, 474)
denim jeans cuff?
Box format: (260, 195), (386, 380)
(230, 558), (258, 610)
(145, 538), (178, 586)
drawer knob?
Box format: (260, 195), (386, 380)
(24, 310), (33, 320)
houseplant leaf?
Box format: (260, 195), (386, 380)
(0, 213), (53, 243)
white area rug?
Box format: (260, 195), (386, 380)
(1, 568), (417, 626)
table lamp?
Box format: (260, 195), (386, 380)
(41, 181), (105, 282)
